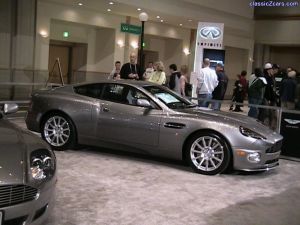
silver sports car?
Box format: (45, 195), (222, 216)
(0, 103), (56, 225)
(26, 80), (283, 175)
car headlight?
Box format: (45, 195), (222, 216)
(30, 149), (56, 180)
(239, 126), (266, 140)
(247, 152), (261, 163)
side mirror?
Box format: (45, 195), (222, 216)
(3, 103), (18, 115)
(136, 99), (152, 108)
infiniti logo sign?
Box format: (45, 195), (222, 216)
(200, 27), (222, 40)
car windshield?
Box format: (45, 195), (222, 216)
(143, 85), (197, 109)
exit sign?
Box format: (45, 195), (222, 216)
(63, 31), (69, 38)
(120, 23), (141, 35)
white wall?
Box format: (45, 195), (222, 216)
(36, 0), (256, 82)
(224, 46), (249, 97)
(270, 46), (300, 71)
(36, 1), (126, 71)
(255, 20), (300, 45)
(36, 1), (192, 74)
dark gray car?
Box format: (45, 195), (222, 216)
(26, 81), (283, 175)
(0, 103), (56, 225)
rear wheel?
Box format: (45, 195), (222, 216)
(185, 132), (231, 175)
(41, 113), (76, 150)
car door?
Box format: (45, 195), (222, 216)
(96, 83), (162, 147)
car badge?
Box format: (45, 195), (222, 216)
(284, 119), (300, 125)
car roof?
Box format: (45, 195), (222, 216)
(72, 80), (158, 88)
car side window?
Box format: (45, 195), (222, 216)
(125, 87), (158, 108)
(102, 84), (127, 104)
(74, 84), (103, 99)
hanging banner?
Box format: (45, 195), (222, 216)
(194, 22), (224, 74)
(197, 22), (224, 49)
(191, 22), (224, 99)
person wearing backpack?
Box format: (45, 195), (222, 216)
(248, 68), (266, 119)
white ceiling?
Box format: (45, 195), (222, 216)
(39, 0), (254, 30)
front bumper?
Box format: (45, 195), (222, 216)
(233, 148), (281, 172)
(0, 177), (56, 225)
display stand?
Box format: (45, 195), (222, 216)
(280, 111), (300, 158)
(45, 57), (65, 87)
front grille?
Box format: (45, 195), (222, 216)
(3, 216), (28, 225)
(0, 185), (38, 208)
(265, 158), (279, 165)
(266, 140), (283, 153)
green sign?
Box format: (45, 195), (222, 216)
(63, 31), (69, 38)
(120, 23), (141, 35)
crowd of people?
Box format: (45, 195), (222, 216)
(246, 63), (299, 128)
(107, 52), (192, 97)
(107, 53), (300, 126)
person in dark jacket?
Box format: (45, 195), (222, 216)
(281, 70), (297, 110)
(120, 52), (143, 80)
(248, 68), (266, 118)
(212, 63), (228, 110)
(168, 64), (181, 91)
(262, 63), (277, 128)
(233, 70), (247, 112)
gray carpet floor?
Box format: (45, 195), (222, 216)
(44, 149), (300, 225)
(10, 118), (300, 225)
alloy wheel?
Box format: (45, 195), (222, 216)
(44, 116), (70, 147)
(190, 136), (224, 172)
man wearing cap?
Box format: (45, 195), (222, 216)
(212, 62), (228, 110)
(197, 58), (219, 107)
(263, 62), (277, 128)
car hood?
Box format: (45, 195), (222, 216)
(174, 107), (275, 136)
(0, 119), (45, 185)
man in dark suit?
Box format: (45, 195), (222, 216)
(120, 52), (142, 80)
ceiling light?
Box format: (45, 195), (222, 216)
(107, 8), (111, 12)
(78, 2), (83, 6)
(188, 19), (192, 22)
(109, 2), (114, 4)
(179, 23), (183, 26)
(137, 8), (141, 11)
(160, 19), (164, 22)
(156, 16), (160, 19)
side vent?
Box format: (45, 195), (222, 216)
(164, 122), (186, 129)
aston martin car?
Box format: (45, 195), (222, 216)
(26, 80), (283, 175)
(0, 103), (56, 225)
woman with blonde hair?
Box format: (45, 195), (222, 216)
(149, 61), (166, 85)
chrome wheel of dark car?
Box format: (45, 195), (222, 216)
(42, 114), (76, 150)
(186, 132), (230, 175)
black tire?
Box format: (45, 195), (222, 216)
(41, 113), (76, 151)
(185, 132), (231, 175)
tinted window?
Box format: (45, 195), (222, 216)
(125, 87), (149, 106)
(102, 84), (127, 103)
(74, 84), (103, 99)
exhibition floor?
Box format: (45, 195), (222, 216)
(12, 118), (300, 225)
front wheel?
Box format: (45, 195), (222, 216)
(185, 132), (231, 175)
(41, 113), (76, 150)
